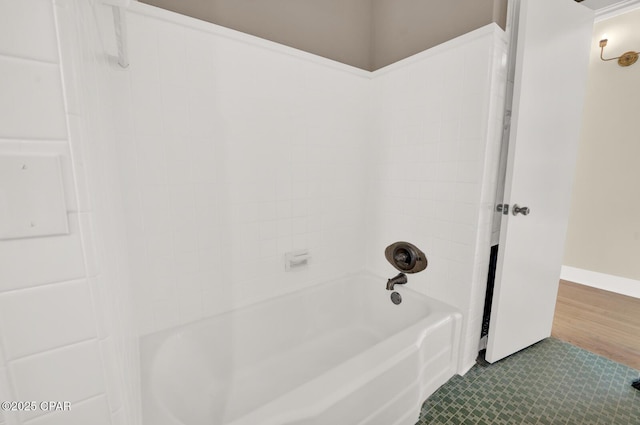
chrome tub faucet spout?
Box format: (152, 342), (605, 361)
(386, 272), (407, 290)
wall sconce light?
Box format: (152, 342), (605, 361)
(599, 39), (639, 67)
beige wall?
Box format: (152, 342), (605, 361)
(564, 8), (640, 281)
(371, 0), (506, 69)
(139, 0), (507, 70)
(139, 0), (373, 69)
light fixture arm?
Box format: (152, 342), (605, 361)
(599, 39), (617, 61)
(599, 39), (639, 67)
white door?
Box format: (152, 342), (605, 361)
(486, 0), (594, 363)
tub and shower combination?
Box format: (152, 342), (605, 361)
(141, 273), (461, 425)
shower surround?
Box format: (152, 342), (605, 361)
(117, 3), (506, 371)
(0, 1), (506, 424)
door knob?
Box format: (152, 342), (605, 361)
(512, 204), (530, 216)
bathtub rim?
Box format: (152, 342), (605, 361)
(140, 269), (458, 342)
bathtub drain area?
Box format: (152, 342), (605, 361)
(219, 326), (381, 423)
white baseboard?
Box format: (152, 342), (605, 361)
(560, 266), (640, 299)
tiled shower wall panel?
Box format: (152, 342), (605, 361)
(0, 0), (116, 424)
(116, 6), (371, 335)
(366, 26), (507, 373)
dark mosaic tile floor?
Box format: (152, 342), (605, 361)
(418, 338), (640, 425)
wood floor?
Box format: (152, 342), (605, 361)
(552, 279), (640, 370)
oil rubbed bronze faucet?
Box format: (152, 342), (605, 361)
(384, 242), (428, 293)
(386, 272), (408, 290)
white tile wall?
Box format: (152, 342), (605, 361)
(0, 59), (67, 139)
(0, 279), (96, 359)
(0, 214), (85, 292)
(0, 1), (115, 424)
(0, 0), (59, 63)
(119, 8), (371, 335)
(367, 25), (507, 373)
(9, 341), (105, 422)
(0, 140), (78, 211)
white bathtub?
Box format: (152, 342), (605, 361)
(140, 273), (461, 425)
